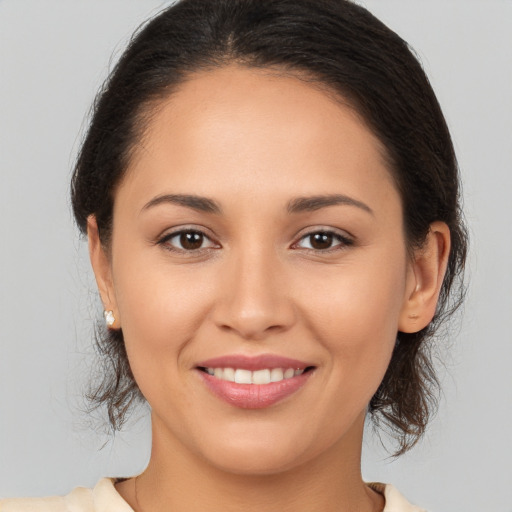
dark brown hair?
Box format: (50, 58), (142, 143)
(71, 0), (467, 455)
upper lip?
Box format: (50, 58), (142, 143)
(196, 354), (314, 371)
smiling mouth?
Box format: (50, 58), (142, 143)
(197, 366), (315, 385)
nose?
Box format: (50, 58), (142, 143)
(211, 244), (296, 341)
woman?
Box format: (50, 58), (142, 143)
(0, 0), (467, 510)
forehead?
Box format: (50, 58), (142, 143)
(120, 64), (397, 211)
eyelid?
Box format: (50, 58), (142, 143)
(156, 225), (220, 253)
(292, 227), (354, 252)
(154, 225), (354, 254)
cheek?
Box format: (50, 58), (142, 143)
(303, 251), (405, 327)
(111, 247), (215, 380)
(299, 251), (407, 389)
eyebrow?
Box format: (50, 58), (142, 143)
(141, 193), (373, 216)
(286, 194), (373, 215)
(142, 194), (223, 214)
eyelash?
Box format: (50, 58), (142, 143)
(156, 228), (354, 255)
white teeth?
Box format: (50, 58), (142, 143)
(204, 367), (307, 384)
(284, 368), (295, 379)
(223, 367), (235, 382)
(270, 368), (284, 382)
(234, 369), (252, 384)
(252, 369), (271, 384)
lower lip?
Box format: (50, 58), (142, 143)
(197, 369), (314, 409)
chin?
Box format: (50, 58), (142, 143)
(192, 421), (333, 476)
(204, 443), (308, 476)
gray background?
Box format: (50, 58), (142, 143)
(1, 1), (511, 511)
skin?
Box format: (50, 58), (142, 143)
(88, 64), (450, 512)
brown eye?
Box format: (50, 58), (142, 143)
(309, 232), (334, 250)
(180, 231), (204, 250)
(296, 230), (353, 252)
(159, 229), (217, 252)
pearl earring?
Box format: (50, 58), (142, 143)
(104, 310), (115, 327)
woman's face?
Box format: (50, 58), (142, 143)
(94, 64), (419, 474)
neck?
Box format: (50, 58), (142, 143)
(123, 411), (383, 512)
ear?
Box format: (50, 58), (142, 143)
(398, 221), (451, 333)
(87, 215), (120, 329)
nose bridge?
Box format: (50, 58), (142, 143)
(214, 238), (294, 340)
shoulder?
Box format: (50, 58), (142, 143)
(0, 478), (134, 512)
(368, 482), (427, 512)
(0, 486), (91, 512)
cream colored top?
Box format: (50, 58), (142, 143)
(0, 478), (426, 511)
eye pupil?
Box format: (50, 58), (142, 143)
(180, 231), (203, 250)
(310, 232), (333, 250)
